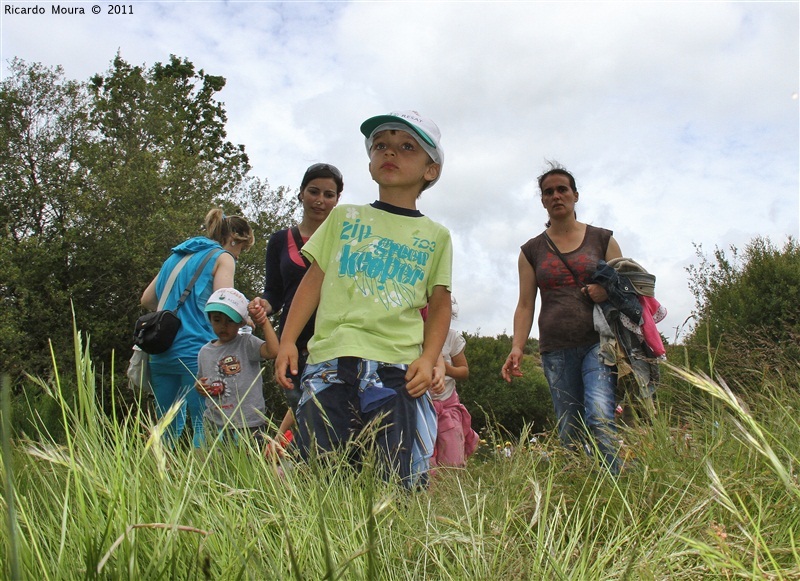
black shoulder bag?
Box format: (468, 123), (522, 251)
(133, 249), (221, 354)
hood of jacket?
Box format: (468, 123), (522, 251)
(171, 236), (223, 256)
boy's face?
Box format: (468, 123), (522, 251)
(368, 130), (440, 192)
(209, 311), (243, 343)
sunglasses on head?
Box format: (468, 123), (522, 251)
(306, 163), (342, 180)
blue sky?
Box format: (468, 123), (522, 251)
(3, 1), (798, 341)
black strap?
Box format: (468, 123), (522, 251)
(542, 231), (586, 289)
(174, 249), (225, 313)
(290, 226), (311, 268)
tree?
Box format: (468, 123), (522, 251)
(78, 54), (254, 369)
(0, 58), (93, 376)
(685, 236), (800, 387)
(224, 175), (300, 301)
(0, 56), (297, 398)
(457, 333), (553, 437)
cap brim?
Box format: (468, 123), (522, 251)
(205, 304), (243, 323)
(360, 115), (436, 148)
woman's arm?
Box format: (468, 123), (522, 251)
(605, 236), (623, 261)
(212, 252), (236, 290)
(502, 252), (537, 382)
(140, 276), (159, 311)
(586, 235), (623, 303)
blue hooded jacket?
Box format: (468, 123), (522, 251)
(148, 237), (227, 375)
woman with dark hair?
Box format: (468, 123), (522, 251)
(259, 163), (343, 445)
(501, 162), (624, 473)
(141, 208), (254, 448)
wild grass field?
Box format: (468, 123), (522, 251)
(1, 331), (798, 580)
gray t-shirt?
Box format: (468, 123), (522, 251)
(197, 334), (266, 428)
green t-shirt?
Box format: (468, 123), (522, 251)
(303, 202), (453, 365)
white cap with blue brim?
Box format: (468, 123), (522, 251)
(360, 110), (444, 188)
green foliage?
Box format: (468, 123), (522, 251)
(687, 236), (800, 344)
(0, 58), (93, 377)
(223, 175), (300, 301)
(458, 333), (553, 437)
(684, 236), (800, 388)
(0, 56), (298, 408)
(79, 54), (253, 369)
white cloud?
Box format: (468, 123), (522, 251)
(3, 1), (797, 341)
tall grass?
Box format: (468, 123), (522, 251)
(1, 326), (799, 579)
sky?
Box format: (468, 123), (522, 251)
(2, 1), (798, 342)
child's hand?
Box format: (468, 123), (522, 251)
(264, 438), (286, 459)
(274, 343), (299, 390)
(405, 358), (434, 398)
(196, 377), (223, 398)
(248, 298), (269, 326)
(430, 365), (445, 395)
(263, 430), (292, 459)
(430, 354), (446, 395)
(195, 377), (210, 397)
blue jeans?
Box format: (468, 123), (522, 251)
(541, 343), (620, 474)
(149, 369), (206, 448)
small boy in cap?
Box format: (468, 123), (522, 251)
(274, 110), (452, 487)
(196, 288), (279, 446)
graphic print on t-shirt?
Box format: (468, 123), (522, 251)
(537, 253), (595, 290)
(336, 208), (434, 310)
(212, 354), (242, 403)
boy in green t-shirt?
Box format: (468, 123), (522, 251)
(273, 111), (452, 487)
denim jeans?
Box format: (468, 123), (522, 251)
(541, 343), (620, 474)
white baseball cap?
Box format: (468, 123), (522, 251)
(205, 288), (248, 323)
(360, 110), (444, 188)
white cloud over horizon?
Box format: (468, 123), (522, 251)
(3, 1), (798, 342)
